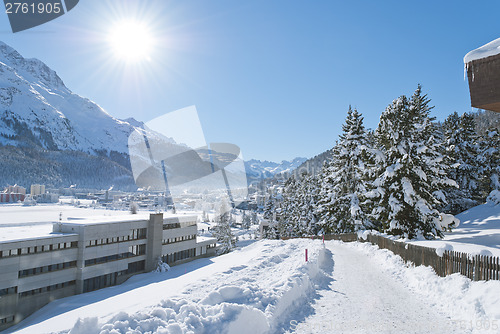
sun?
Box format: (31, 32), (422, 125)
(108, 20), (154, 63)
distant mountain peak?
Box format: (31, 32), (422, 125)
(122, 117), (145, 129)
(245, 157), (307, 182)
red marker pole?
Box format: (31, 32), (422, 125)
(305, 249), (308, 262)
(322, 234), (325, 244)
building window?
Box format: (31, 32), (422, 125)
(83, 271), (124, 293)
(163, 223), (181, 230)
(84, 247), (145, 267)
(19, 261), (77, 278)
(19, 280), (75, 298)
(0, 286), (17, 296)
(0, 315), (15, 325)
(127, 260), (145, 274)
(161, 248), (196, 265)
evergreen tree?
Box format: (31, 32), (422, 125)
(317, 107), (374, 233)
(372, 86), (455, 239)
(293, 172), (320, 236)
(211, 200), (238, 254)
(241, 211), (251, 229)
(278, 176), (299, 237)
(250, 211), (259, 225)
(263, 197), (274, 220)
(129, 201), (138, 214)
(479, 127), (500, 196)
(443, 112), (483, 213)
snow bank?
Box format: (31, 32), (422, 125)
(435, 243), (453, 257)
(356, 230), (370, 241)
(487, 189), (500, 205)
(464, 37), (500, 63)
(438, 213), (460, 230)
(348, 242), (500, 333)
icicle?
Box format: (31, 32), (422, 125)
(464, 63), (467, 81)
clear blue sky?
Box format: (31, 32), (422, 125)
(0, 1), (498, 162)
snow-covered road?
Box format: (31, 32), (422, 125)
(292, 242), (463, 334)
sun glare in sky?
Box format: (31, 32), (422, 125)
(108, 20), (155, 63)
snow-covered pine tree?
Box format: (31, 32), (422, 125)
(293, 172), (320, 236)
(479, 127), (500, 197)
(211, 199), (237, 254)
(443, 112), (483, 213)
(372, 86), (456, 239)
(250, 211), (259, 225)
(263, 196), (274, 220)
(241, 211), (251, 229)
(129, 201), (138, 214)
(278, 176), (299, 237)
(316, 146), (339, 233)
(316, 107), (373, 233)
(360, 128), (386, 231)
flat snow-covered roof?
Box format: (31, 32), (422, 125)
(0, 204), (198, 241)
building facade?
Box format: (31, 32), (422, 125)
(4, 185), (26, 195)
(0, 193), (25, 203)
(0, 213), (217, 331)
(30, 184), (46, 196)
(466, 52), (500, 113)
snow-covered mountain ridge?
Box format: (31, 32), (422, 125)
(0, 41), (139, 154)
(0, 41), (304, 189)
(245, 157), (307, 179)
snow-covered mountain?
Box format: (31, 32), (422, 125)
(0, 41), (175, 189)
(245, 157), (307, 180)
(0, 41), (141, 154)
(0, 41), (305, 189)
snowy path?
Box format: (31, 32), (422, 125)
(291, 242), (465, 334)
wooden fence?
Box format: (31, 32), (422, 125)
(281, 233), (358, 243)
(282, 233), (500, 281)
(361, 233), (500, 281)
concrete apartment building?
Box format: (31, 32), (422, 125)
(0, 213), (217, 331)
(30, 184), (46, 196)
(4, 185), (26, 195)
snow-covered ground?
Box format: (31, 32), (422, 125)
(8, 237), (500, 334)
(3, 202), (500, 333)
(8, 239), (328, 334)
(404, 202), (500, 257)
(293, 242), (500, 334)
